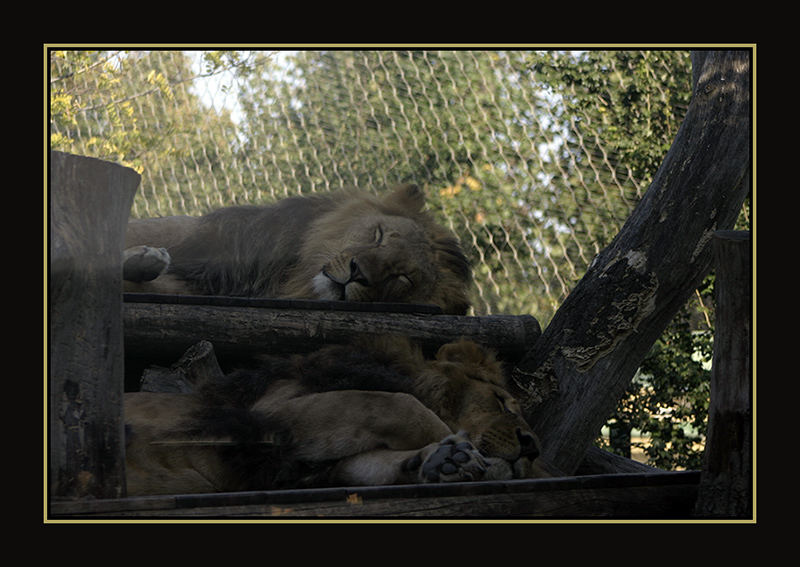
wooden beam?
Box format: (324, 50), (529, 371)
(123, 297), (541, 364)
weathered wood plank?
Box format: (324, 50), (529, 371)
(49, 471), (700, 519)
(123, 300), (541, 363)
(49, 151), (140, 500)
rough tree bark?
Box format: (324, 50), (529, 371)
(123, 299), (540, 363)
(512, 50), (752, 476)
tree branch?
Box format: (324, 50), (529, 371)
(512, 50), (752, 475)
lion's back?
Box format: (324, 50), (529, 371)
(168, 194), (342, 297)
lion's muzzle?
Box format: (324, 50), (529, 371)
(315, 258), (365, 301)
(314, 249), (418, 304)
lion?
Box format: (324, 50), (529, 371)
(124, 339), (542, 496)
(123, 184), (472, 315)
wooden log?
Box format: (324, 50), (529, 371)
(512, 50), (752, 476)
(140, 340), (224, 393)
(122, 298), (541, 365)
(575, 446), (661, 475)
(49, 151), (140, 499)
(694, 230), (752, 518)
(49, 471), (700, 519)
(124, 292), (444, 314)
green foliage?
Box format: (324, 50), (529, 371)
(49, 50), (242, 216)
(50, 50), (143, 168)
(608, 278), (714, 470)
(527, 50), (691, 213)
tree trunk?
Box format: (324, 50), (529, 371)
(49, 151), (140, 499)
(512, 50), (752, 476)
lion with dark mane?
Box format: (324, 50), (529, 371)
(123, 183), (471, 314)
(124, 339), (542, 495)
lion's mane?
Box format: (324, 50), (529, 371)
(159, 184), (471, 314)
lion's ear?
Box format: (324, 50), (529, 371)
(383, 183), (425, 213)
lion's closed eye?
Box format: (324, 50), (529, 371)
(395, 274), (412, 288)
(494, 393), (519, 415)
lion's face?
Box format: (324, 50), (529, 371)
(425, 341), (541, 476)
(296, 184), (471, 315)
(311, 214), (438, 305)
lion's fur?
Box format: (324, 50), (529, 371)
(124, 184), (472, 314)
(124, 339), (541, 495)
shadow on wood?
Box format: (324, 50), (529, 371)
(50, 471), (701, 519)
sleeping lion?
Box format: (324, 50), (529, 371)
(123, 183), (472, 315)
(124, 339), (542, 495)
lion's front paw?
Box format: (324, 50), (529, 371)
(123, 245), (171, 282)
(411, 433), (488, 483)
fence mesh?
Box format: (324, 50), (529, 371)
(49, 48), (694, 322)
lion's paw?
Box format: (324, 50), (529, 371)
(123, 245), (171, 282)
(412, 433), (488, 483)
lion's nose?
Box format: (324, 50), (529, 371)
(348, 259), (370, 286)
(516, 429), (540, 460)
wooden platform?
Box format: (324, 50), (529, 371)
(48, 151), (752, 522)
(49, 471), (701, 520)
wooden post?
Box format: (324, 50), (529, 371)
(694, 230), (753, 518)
(49, 151), (140, 500)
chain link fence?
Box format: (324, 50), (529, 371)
(50, 49), (693, 322)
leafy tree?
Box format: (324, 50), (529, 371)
(50, 50), (158, 172)
(49, 49), (244, 216)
